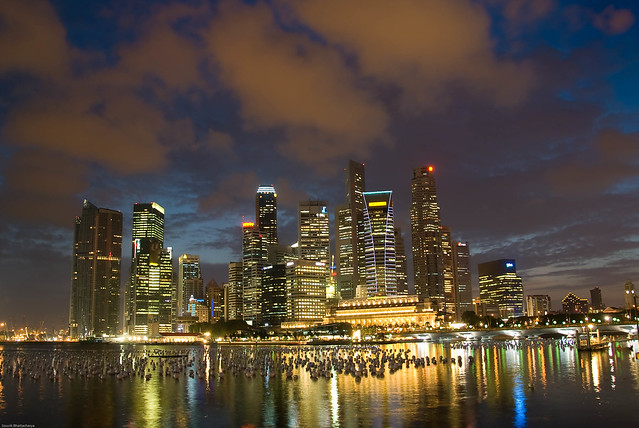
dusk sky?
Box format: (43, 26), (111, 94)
(1, 0), (638, 330)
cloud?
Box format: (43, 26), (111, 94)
(203, 1), (390, 168)
(282, 0), (535, 109)
(0, 0), (70, 79)
(593, 5), (635, 35)
(546, 129), (639, 195)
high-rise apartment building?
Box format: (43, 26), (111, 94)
(335, 160), (365, 300)
(394, 228), (408, 295)
(242, 222), (267, 324)
(256, 185), (278, 245)
(526, 295), (551, 316)
(452, 241), (473, 319)
(286, 260), (327, 323)
(178, 254), (203, 316)
(361, 191), (396, 296)
(69, 200), (122, 339)
(411, 166), (444, 301)
(478, 259), (524, 318)
(298, 201), (330, 264)
(127, 202), (172, 335)
(227, 261), (243, 320)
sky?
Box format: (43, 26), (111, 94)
(1, 0), (638, 331)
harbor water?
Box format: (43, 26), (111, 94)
(1, 339), (638, 427)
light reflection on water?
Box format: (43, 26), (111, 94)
(0, 340), (638, 427)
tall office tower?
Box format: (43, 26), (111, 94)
(205, 279), (224, 323)
(624, 280), (636, 310)
(227, 262), (243, 320)
(69, 200), (122, 339)
(256, 185), (278, 245)
(178, 254), (203, 316)
(526, 295), (551, 316)
(262, 264), (287, 326)
(127, 202), (170, 335)
(590, 286), (603, 311)
(361, 191), (396, 296)
(441, 226), (455, 317)
(335, 160), (366, 300)
(452, 241), (473, 319)
(298, 201), (330, 263)
(156, 247), (174, 332)
(394, 227), (409, 295)
(286, 260), (327, 323)
(411, 165), (444, 302)
(267, 244), (297, 265)
(478, 259), (524, 318)
(242, 222), (267, 324)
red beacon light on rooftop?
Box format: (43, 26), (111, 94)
(428, 165), (434, 172)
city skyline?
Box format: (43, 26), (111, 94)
(1, 1), (639, 330)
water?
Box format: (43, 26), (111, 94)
(1, 340), (638, 427)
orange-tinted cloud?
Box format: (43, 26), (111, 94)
(593, 5), (635, 35)
(203, 1), (390, 167)
(0, 0), (70, 79)
(283, 0), (535, 108)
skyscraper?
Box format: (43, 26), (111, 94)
(590, 286), (603, 311)
(526, 295), (551, 316)
(441, 226), (455, 317)
(624, 280), (636, 310)
(298, 200), (330, 264)
(205, 279), (224, 323)
(178, 254), (203, 316)
(452, 241), (473, 319)
(362, 191), (396, 296)
(394, 227), (409, 295)
(256, 185), (278, 245)
(227, 261), (243, 320)
(335, 160), (365, 300)
(69, 200), (122, 339)
(286, 260), (327, 323)
(127, 202), (172, 335)
(242, 222), (267, 324)
(261, 264), (287, 326)
(478, 259), (524, 318)
(410, 165), (444, 302)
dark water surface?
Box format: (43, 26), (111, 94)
(1, 340), (638, 427)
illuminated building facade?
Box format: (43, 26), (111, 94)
(526, 295), (551, 316)
(227, 261), (243, 320)
(410, 165), (444, 301)
(441, 226), (455, 317)
(286, 260), (327, 322)
(242, 222), (267, 324)
(256, 185), (278, 245)
(262, 264), (287, 326)
(394, 227), (408, 295)
(562, 292), (589, 314)
(178, 254), (203, 316)
(69, 200), (122, 339)
(335, 160), (366, 300)
(298, 200), (330, 263)
(127, 202), (173, 335)
(478, 259), (524, 318)
(326, 296), (438, 328)
(362, 191), (396, 296)
(452, 241), (473, 319)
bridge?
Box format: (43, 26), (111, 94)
(415, 323), (637, 341)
